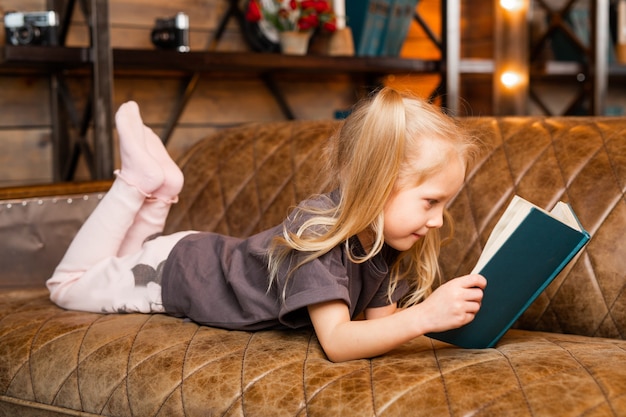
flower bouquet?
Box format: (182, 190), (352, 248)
(245, 0), (338, 54)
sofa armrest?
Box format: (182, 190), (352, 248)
(0, 181), (110, 290)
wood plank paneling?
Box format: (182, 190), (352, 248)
(0, 129), (51, 185)
(0, 77), (50, 126)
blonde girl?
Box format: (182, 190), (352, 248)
(47, 87), (486, 363)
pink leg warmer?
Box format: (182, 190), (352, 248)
(47, 177), (146, 303)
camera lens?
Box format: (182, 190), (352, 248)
(10, 24), (41, 45)
(152, 30), (173, 43)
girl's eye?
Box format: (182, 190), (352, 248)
(426, 199), (439, 208)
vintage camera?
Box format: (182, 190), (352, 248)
(4, 11), (59, 46)
(150, 12), (190, 52)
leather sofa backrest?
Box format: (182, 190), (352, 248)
(165, 117), (626, 340)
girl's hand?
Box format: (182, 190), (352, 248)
(416, 274), (486, 333)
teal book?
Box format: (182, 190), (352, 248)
(346, 0), (377, 56)
(365, 0), (392, 56)
(378, 0), (402, 56)
(345, 0), (369, 54)
(379, 0), (419, 56)
(427, 195), (591, 349)
(348, 0), (391, 56)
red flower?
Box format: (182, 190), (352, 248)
(322, 18), (337, 33)
(313, 1), (332, 13)
(297, 12), (319, 30)
(300, 1), (315, 9)
(248, 0), (336, 33)
(245, 0), (262, 22)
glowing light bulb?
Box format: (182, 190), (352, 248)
(501, 71), (522, 88)
(500, 0), (525, 11)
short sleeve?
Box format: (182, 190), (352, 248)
(277, 246), (351, 329)
(366, 276), (410, 309)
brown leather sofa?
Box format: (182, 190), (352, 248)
(1, 117), (625, 416)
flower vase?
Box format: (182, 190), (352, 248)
(279, 31), (312, 55)
(309, 27), (355, 56)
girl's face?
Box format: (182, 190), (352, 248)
(382, 151), (465, 252)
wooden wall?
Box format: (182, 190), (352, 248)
(0, 0), (491, 187)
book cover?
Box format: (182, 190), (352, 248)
(348, 0), (391, 56)
(427, 196), (590, 349)
(378, 0), (403, 56)
(345, 0), (369, 54)
(380, 0), (419, 56)
(368, 0), (392, 56)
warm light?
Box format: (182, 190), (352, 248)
(500, 0), (525, 11)
(500, 71), (523, 88)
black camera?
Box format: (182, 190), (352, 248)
(4, 11), (59, 46)
(151, 12), (189, 52)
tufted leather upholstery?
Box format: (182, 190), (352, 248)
(165, 117), (626, 340)
(1, 117), (625, 416)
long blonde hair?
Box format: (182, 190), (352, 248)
(268, 87), (478, 306)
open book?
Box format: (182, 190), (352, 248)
(427, 195), (591, 349)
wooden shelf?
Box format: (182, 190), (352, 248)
(527, 61), (626, 82)
(113, 49), (440, 74)
(0, 46), (90, 73)
(13, 47), (575, 82)
(0, 46), (440, 75)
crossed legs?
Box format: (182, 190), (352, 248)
(47, 101), (185, 313)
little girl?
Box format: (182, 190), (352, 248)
(47, 87), (486, 363)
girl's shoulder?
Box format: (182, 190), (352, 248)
(295, 189), (339, 210)
(286, 190), (339, 228)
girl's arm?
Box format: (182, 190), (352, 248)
(308, 273), (486, 362)
(364, 303), (397, 320)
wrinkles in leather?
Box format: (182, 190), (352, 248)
(3, 292), (626, 416)
(2, 117), (626, 416)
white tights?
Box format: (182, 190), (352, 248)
(46, 177), (194, 314)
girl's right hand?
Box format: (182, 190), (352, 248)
(416, 274), (487, 333)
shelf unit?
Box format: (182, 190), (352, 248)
(0, 0), (457, 183)
(0, 0), (114, 182)
(4, 1), (622, 182)
(528, 0), (625, 116)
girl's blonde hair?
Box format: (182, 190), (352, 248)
(268, 87), (478, 306)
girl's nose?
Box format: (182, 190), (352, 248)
(426, 210), (444, 229)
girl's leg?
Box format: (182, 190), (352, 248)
(47, 101), (166, 310)
(49, 230), (195, 314)
(117, 126), (184, 257)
